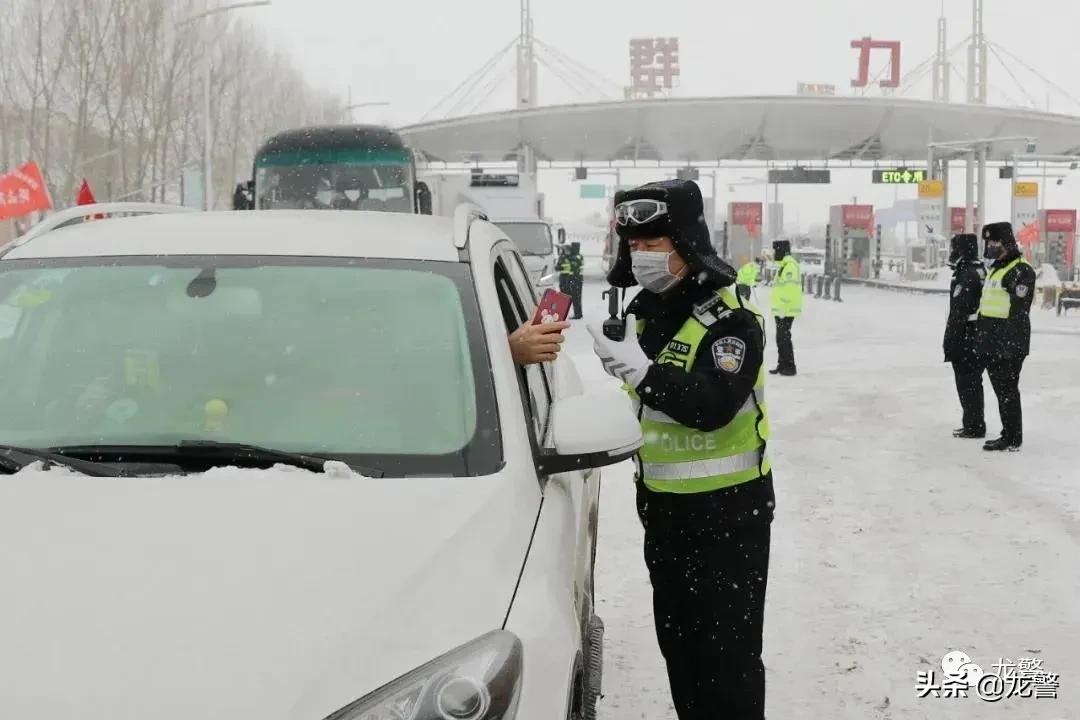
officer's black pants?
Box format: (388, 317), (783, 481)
(951, 360), (985, 433)
(987, 357), (1025, 443)
(774, 316), (796, 372)
(637, 479), (773, 720)
(736, 283), (751, 301)
(560, 276), (583, 319)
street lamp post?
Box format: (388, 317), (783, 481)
(182, 1), (272, 211)
(343, 102), (390, 124)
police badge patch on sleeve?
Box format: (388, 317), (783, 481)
(712, 336), (747, 373)
(1015, 284), (1029, 298)
(953, 285), (963, 298)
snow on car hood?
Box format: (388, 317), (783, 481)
(0, 464), (538, 720)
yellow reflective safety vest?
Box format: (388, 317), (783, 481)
(771, 255), (803, 318)
(737, 262), (760, 287)
(979, 256), (1030, 319)
(634, 288), (770, 494)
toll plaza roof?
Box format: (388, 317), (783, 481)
(399, 96), (1080, 164)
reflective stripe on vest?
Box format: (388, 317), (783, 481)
(979, 257), (1027, 319)
(637, 287), (769, 494)
(770, 256), (803, 317)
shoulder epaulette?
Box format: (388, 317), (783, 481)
(692, 293), (734, 327)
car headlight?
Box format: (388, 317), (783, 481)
(323, 631), (522, 720)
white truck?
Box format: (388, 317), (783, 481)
(421, 171), (562, 288)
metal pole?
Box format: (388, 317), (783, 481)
(965, 150), (975, 233)
(712, 171), (718, 229)
(203, 34), (212, 210)
(941, 157), (950, 244)
(976, 144), (987, 234)
(1010, 153), (1018, 225)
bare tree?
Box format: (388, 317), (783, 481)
(0, 0), (342, 209)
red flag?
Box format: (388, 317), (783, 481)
(0, 161), (52, 221)
(1017, 220), (1040, 246)
(76, 178), (97, 206)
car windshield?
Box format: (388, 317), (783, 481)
(496, 222), (553, 256)
(255, 159), (414, 213)
(0, 257), (500, 477)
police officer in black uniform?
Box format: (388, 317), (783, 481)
(558, 240), (585, 319)
(943, 233), (987, 438)
(977, 222), (1036, 451)
(591, 179), (775, 720)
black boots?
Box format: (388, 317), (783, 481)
(769, 367), (797, 376)
(952, 427), (986, 439)
(983, 436), (1022, 452)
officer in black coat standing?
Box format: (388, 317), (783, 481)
(976, 222), (1036, 451)
(944, 234), (988, 438)
(558, 240), (585, 319)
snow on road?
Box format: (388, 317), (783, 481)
(566, 264), (1080, 720)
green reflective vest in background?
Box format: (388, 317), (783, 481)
(770, 255), (803, 318)
(559, 252), (583, 277)
(634, 288), (770, 494)
(979, 256), (1029, 319)
(737, 262), (760, 287)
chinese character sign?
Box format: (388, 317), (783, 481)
(851, 37), (901, 89)
(629, 37), (680, 93)
(0, 161), (53, 221)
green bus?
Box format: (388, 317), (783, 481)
(234, 125), (431, 214)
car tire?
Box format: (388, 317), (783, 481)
(581, 614), (605, 720)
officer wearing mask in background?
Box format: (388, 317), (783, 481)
(587, 179), (774, 720)
(770, 239), (803, 376)
(736, 255), (760, 301)
(977, 221), (1035, 451)
(943, 234), (987, 438)
(558, 240), (585, 319)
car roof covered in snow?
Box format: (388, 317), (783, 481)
(2, 211), (462, 262)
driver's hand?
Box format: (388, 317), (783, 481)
(509, 320), (570, 365)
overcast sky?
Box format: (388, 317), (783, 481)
(251, 0), (1080, 232)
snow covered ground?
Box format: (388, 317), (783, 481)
(568, 257), (1080, 720)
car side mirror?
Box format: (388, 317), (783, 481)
(537, 389), (642, 475)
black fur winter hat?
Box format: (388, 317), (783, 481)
(982, 221), (1017, 247)
(950, 233), (980, 263)
(606, 179), (736, 288)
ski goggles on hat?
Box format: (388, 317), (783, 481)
(614, 199), (668, 226)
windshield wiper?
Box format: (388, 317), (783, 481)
(53, 441), (384, 477)
(0, 445), (125, 477)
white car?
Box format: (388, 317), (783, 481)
(493, 218), (559, 289)
(0, 206), (641, 720)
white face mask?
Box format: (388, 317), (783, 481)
(632, 250), (683, 293)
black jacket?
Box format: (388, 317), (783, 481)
(628, 278), (764, 432)
(943, 261), (986, 364)
(977, 249), (1036, 360)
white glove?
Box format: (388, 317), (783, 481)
(586, 313), (651, 389)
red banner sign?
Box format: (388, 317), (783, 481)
(950, 207), (982, 234)
(731, 202), (762, 225)
(842, 204), (875, 230)
(1045, 209), (1076, 233)
(0, 161), (52, 221)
